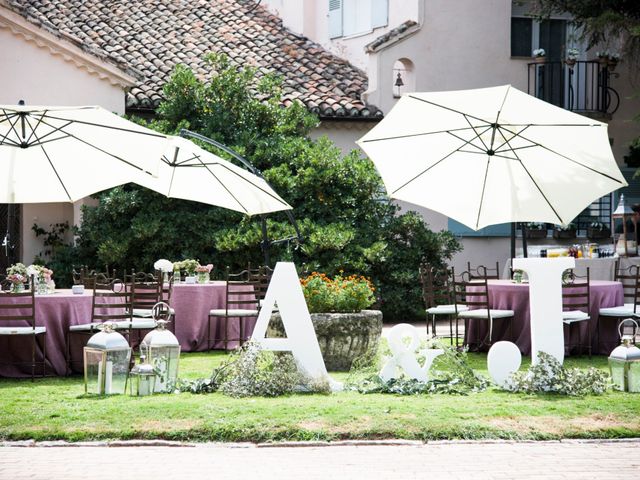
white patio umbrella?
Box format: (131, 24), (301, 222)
(0, 104), (170, 203)
(136, 136), (292, 215)
(357, 85), (627, 230)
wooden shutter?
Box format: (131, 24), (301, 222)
(371, 0), (388, 29)
(329, 0), (343, 39)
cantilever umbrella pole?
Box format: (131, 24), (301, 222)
(178, 129), (303, 266)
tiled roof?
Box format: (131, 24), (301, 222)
(365, 20), (419, 53)
(5, 0), (382, 119)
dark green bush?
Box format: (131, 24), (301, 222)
(46, 54), (461, 319)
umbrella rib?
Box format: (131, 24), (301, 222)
(499, 125), (626, 185)
(24, 117), (73, 146)
(492, 125), (530, 153)
(192, 153), (290, 209)
(36, 117), (152, 174)
(462, 115), (489, 150)
(192, 153), (250, 214)
(499, 132), (564, 224)
(406, 95), (494, 125)
(359, 126), (477, 144)
(447, 132), (487, 153)
(25, 110), (48, 144)
(1, 111), (23, 147)
(474, 156), (492, 229)
(41, 113), (167, 138)
(500, 123), (602, 127)
(31, 130), (73, 202)
(167, 146), (180, 196)
(391, 125), (493, 195)
(494, 144), (538, 155)
(493, 86), (511, 126)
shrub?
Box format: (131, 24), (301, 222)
(300, 272), (375, 313)
(505, 351), (609, 396)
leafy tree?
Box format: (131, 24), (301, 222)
(67, 54), (460, 320)
(531, 0), (640, 61)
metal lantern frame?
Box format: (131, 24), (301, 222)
(609, 319), (640, 392)
(128, 355), (157, 397)
(140, 302), (181, 393)
(83, 323), (131, 395)
(613, 194), (637, 257)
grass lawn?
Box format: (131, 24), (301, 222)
(1, 352), (638, 443)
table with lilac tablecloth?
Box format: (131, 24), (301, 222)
(171, 282), (257, 352)
(465, 280), (623, 355)
(0, 283), (257, 378)
(0, 290), (96, 378)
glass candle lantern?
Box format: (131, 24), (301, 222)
(83, 323), (131, 395)
(129, 354), (156, 396)
(609, 320), (640, 392)
(141, 302), (181, 393)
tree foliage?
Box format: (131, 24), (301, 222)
(64, 54), (460, 319)
(531, 0), (640, 61)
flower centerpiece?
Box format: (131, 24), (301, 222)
(587, 221), (611, 240)
(27, 264), (54, 295)
(6, 263), (28, 293)
(154, 259), (174, 284)
(596, 51), (620, 70)
(524, 222), (547, 239)
(565, 47), (579, 67)
(174, 259), (199, 283)
(533, 48), (546, 63)
(553, 223), (577, 240)
(195, 264), (213, 284)
(269, 272), (382, 371)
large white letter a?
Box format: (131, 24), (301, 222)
(251, 262), (342, 391)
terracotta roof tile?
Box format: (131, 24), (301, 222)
(6, 0), (381, 119)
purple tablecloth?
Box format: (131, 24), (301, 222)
(0, 290), (95, 377)
(0, 283), (257, 378)
(465, 280), (623, 355)
(171, 282), (257, 352)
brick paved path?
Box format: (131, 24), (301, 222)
(1, 440), (639, 480)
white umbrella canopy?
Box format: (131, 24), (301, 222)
(357, 85), (627, 230)
(0, 104), (170, 203)
(136, 136), (292, 216)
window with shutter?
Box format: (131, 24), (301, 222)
(511, 17), (533, 56)
(371, 0), (388, 29)
(329, 0), (343, 39)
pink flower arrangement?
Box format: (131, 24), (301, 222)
(195, 264), (213, 273)
(7, 273), (26, 284)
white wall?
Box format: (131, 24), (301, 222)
(0, 27), (126, 264)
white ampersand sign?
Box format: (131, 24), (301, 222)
(379, 323), (444, 382)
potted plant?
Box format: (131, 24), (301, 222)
(524, 222), (547, 239)
(268, 272), (383, 371)
(553, 223), (577, 240)
(608, 52), (620, 71)
(587, 221), (611, 240)
(533, 48), (546, 63)
(564, 47), (579, 68)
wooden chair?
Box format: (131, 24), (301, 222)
(467, 262), (500, 280)
(67, 277), (131, 369)
(561, 268), (591, 357)
(454, 268), (514, 349)
(419, 263), (465, 343)
(597, 263), (640, 352)
(208, 268), (260, 350)
(248, 265), (273, 310)
(0, 275), (47, 380)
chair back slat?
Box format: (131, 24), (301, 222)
(0, 275), (36, 328)
(224, 268), (259, 313)
(419, 263), (453, 309)
(91, 278), (132, 323)
(562, 268), (590, 311)
(453, 269), (490, 311)
(126, 271), (162, 311)
(613, 262), (640, 312)
(467, 262), (500, 280)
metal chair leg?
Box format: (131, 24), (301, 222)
(42, 333), (47, 378)
(31, 333), (36, 382)
(207, 315), (212, 350)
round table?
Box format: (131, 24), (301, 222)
(465, 280), (623, 355)
(171, 282), (257, 352)
(0, 283), (258, 378)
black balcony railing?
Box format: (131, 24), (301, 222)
(527, 60), (619, 117)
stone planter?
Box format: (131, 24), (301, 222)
(268, 310), (383, 371)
